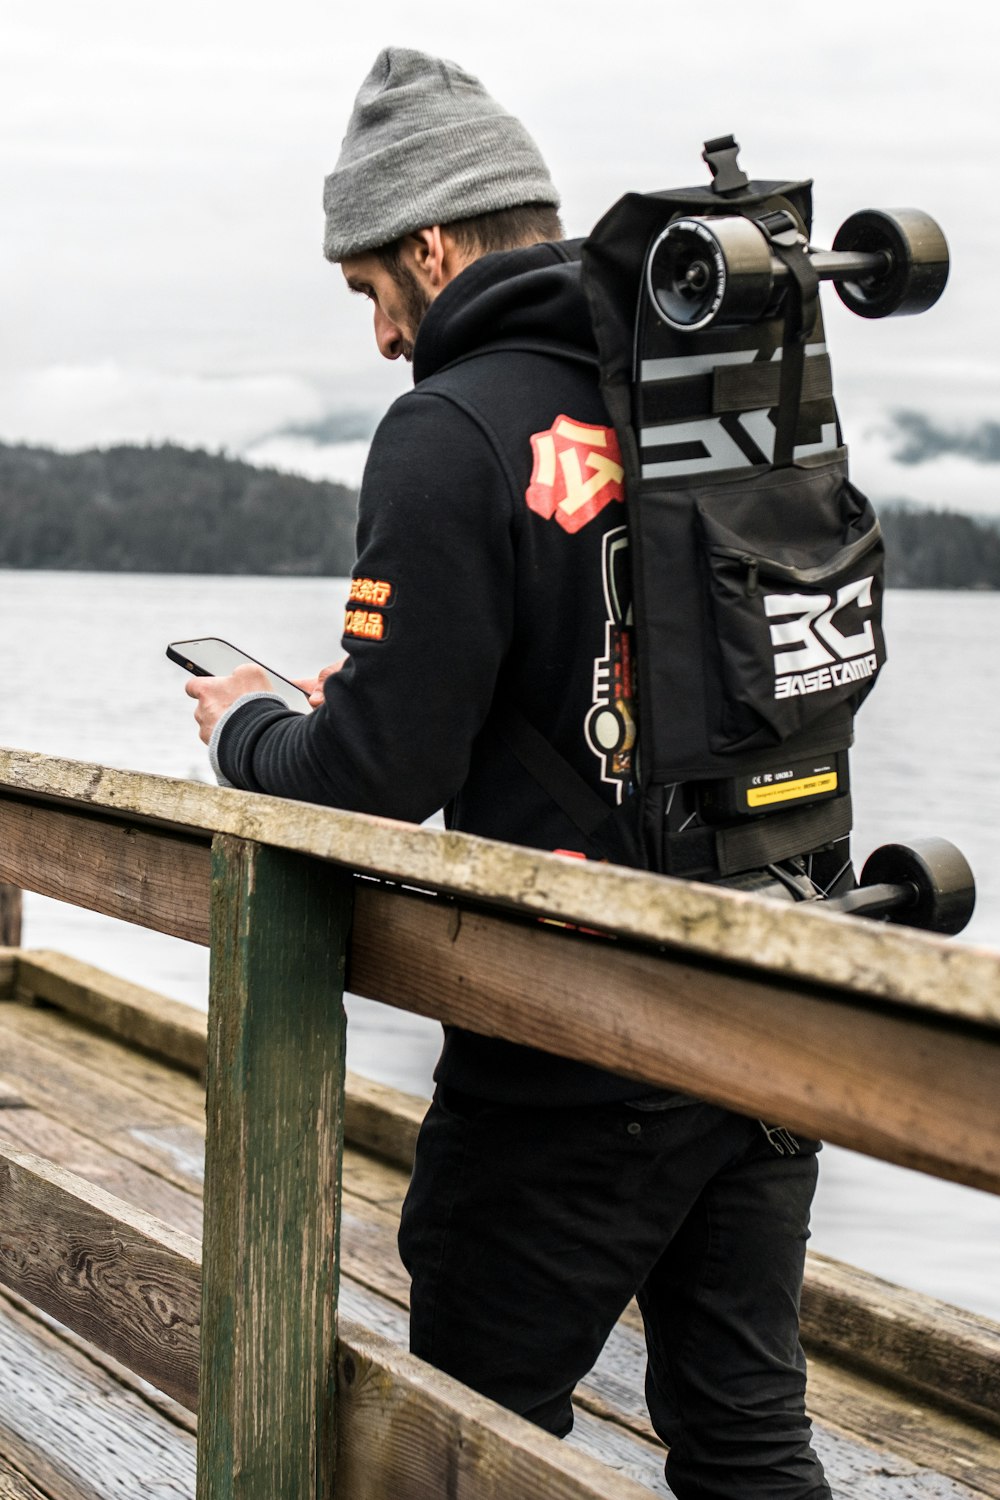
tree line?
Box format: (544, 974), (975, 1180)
(0, 440), (998, 587)
(0, 441), (358, 575)
(878, 505), (1000, 589)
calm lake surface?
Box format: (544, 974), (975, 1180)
(0, 571), (997, 1320)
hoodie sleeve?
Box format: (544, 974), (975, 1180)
(216, 390), (517, 821)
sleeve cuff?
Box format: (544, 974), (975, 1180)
(208, 691), (288, 786)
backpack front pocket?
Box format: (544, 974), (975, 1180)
(696, 462), (886, 752)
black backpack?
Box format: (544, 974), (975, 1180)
(506, 137), (947, 892)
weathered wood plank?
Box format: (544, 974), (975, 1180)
(1, 1038), (995, 1499)
(806, 1359), (1000, 1498)
(16, 950), (208, 1074)
(266, 1080), (1000, 1445)
(349, 886), (1000, 1194)
(10, 958), (433, 1174)
(4, 788), (998, 1191)
(8, 978), (1000, 1441)
(0, 1135), (677, 1495)
(336, 1259), (1000, 1500)
(565, 1415), (669, 1496)
(0, 888), (21, 949)
(1, 999), (207, 1123)
(0, 1034), (677, 1497)
(0, 747), (998, 1032)
(0, 1101), (202, 1237)
(0, 798), (210, 943)
(0, 1452), (52, 1500)
(2, 1279), (198, 1438)
(0, 1140), (201, 1408)
(0, 1286), (197, 1500)
(810, 1421), (989, 1499)
(0, 1004), (405, 1222)
(17, 840), (983, 1188)
(0, 950), (16, 1000)
(802, 1252), (1000, 1434)
(604, 1293), (1000, 1497)
(8, 974), (1000, 1437)
(335, 1278), (678, 1496)
(335, 1317), (655, 1500)
(334, 1160), (1000, 1494)
(198, 836), (352, 1500)
(304, 1144), (1000, 1498)
(0, 1023), (207, 1192)
(342, 1070), (426, 1170)
(337, 1195), (415, 1311)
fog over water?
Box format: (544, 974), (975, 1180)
(1, 571), (997, 1321)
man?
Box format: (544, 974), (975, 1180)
(188, 47), (832, 1500)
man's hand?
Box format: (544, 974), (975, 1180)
(293, 658), (346, 708)
(186, 663), (273, 744)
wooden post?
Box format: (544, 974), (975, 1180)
(0, 884), (22, 947)
(197, 835), (353, 1500)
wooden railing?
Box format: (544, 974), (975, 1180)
(0, 745), (998, 1498)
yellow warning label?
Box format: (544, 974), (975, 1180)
(746, 772), (838, 809)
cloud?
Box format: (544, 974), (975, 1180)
(888, 410), (1000, 466)
(0, 362), (326, 452)
(271, 410), (381, 444)
(241, 434), (370, 488)
(850, 416), (1000, 519)
(0, 363), (384, 487)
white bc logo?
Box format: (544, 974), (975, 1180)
(764, 577), (880, 700)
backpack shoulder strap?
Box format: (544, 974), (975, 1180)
(492, 703), (644, 866)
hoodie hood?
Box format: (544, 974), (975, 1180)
(412, 239), (597, 385)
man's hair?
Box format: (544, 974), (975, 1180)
(373, 202), (564, 274)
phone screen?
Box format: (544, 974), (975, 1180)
(167, 637), (309, 714)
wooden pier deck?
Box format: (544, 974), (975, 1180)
(1, 947), (998, 1500)
(1, 749), (1000, 1497)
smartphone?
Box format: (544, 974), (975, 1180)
(166, 637), (310, 713)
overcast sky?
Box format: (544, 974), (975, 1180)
(6, 0), (1000, 509)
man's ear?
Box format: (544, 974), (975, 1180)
(407, 226), (467, 292)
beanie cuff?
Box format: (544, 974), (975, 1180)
(324, 108), (559, 260)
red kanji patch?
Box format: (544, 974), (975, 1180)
(526, 416), (625, 534)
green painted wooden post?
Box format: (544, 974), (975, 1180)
(197, 834), (353, 1499)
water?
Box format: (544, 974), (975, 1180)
(0, 572), (997, 1320)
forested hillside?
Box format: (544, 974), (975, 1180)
(0, 442), (358, 574)
(0, 440), (998, 586)
(879, 506), (1000, 589)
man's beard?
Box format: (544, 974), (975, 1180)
(394, 263), (432, 362)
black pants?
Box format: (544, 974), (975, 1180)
(398, 1089), (831, 1500)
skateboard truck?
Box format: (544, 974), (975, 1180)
(824, 837), (976, 935)
(728, 838), (976, 936)
(647, 138), (949, 332)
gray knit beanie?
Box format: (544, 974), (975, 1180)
(323, 47), (560, 261)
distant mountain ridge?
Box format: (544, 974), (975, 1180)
(0, 440), (998, 587)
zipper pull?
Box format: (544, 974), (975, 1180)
(743, 556), (759, 596)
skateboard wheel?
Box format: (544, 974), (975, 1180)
(858, 837), (975, 935)
(646, 216), (774, 331)
(832, 209), (949, 318)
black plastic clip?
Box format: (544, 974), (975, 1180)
(703, 134), (750, 195)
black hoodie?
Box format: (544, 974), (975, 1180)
(218, 241), (644, 1104)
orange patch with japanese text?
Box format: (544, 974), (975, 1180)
(526, 416), (625, 534)
(349, 576), (394, 608)
(344, 608), (387, 641)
